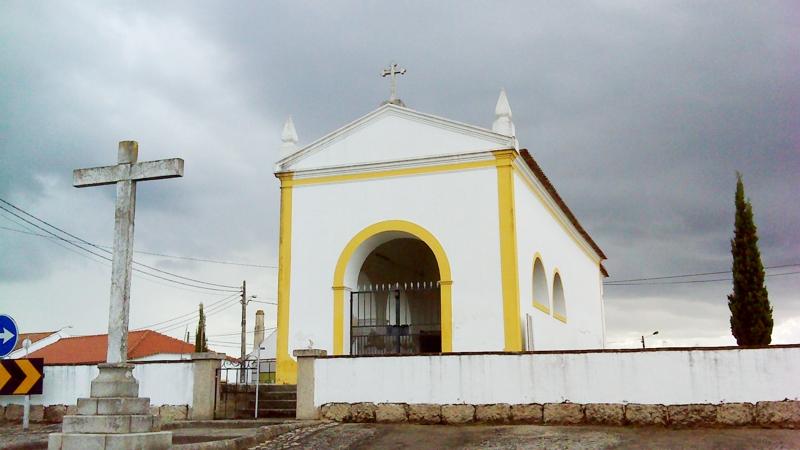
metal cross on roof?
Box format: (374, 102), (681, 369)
(381, 62), (406, 106)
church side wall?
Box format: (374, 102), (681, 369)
(513, 172), (605, 350)
(288, 167), (505, 358)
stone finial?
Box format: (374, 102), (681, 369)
(279, 116), (299, 160)
(492, 89), (516, 138)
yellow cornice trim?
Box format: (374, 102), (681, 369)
(332, 220), (453, 354)
(533, 301), (550, 315)
(284, 158), (499, 188)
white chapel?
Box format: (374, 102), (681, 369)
(272, 71), (607, 384)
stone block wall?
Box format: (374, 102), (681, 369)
(0, 404), (188, 424)
(318, 400), (800, 428)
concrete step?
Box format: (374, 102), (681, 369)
(62, 414), (160, 434)
(49, 431), (172, 450)
(248, 400), (296, 410)
(76, 397), (151, 415)
(262, 384), (297, 393)
(234, 408), (296, 419)
(259, 391), (297, 401)
(256, 409), (296, 419)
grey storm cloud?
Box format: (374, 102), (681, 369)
(1, 1), (798, 345)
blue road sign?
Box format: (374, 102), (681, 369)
(0, 315), (19, 358)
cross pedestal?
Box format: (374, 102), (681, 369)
(49, 141), (183, 450)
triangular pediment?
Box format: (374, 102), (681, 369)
(277, 104), (516, 172)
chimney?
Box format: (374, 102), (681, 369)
(253, 310), (265, 352)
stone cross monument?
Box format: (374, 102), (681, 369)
(49, 141), (183, 450)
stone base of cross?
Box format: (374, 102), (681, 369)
(48, 141), (183, 450)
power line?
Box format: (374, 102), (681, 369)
(154, 298), (241, 332)
(604, 263), (800, 285)
(155, 299), (241, 334)
(0, 225), (275, 269)
(605, 271), (800, 286)
(0, 201), (240, 292)
(132, 292), (240, 330)
(0, 198), (240, 289)
(0, 213), (239, 297)
(206, 327), (276, 338)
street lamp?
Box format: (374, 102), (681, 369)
(641, 331), (659, 349)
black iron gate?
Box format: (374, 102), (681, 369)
(350, 282), (441, 355)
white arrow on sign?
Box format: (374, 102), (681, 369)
(0, 328), (14, 344)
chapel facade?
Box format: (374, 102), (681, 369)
(273, 89), (607, 384)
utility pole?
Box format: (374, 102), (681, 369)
(240, 280), (247, 382)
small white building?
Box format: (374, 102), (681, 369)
(273, 89), (607, 384)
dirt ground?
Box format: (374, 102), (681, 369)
(249, 422), (800, 450)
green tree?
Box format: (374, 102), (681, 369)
(728, 172), (772, 345)
(195, 303), (208, 352)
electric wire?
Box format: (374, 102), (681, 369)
(605, 270), (800, 286)
(0, 198), (240, 289)
(205, 327), (276, 338)
(0, 225), (274, 269)
(132, 292), (241, 330)
(604, 263), (800, 285)
(154, 299), (241, 334)
(0, 202), (240, 292)
(0, 218), (243, 297)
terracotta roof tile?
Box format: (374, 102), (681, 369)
(28, 330), (196, 365)
(518, 149), (608, 264)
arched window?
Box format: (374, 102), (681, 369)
(532, 257), (549, 313)
(552, 272), (567, 323)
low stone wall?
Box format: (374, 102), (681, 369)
(0, 403), (190, 424)
(319, 401), (800, 428)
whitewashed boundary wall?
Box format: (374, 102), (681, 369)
(0, 361), (194, 407)
(313, 346), (800, 406)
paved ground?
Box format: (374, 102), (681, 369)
(0, 422), (60, 449)
(3, 421), (799, 449)
(248, 423), (800, 450)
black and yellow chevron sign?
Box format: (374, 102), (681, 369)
(0, 358), (44, 395)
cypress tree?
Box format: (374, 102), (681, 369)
(727, 172), (772, 345)
(195, 303), (208, 352)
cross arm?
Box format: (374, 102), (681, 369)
(74, 158), (184, 187)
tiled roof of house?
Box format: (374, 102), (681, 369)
(28, 330), (197, 365)
(13, 331), (56, 352)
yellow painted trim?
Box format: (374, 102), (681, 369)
(531, 252), (550, 311)
(551, 268), (567, 323)
(333, 220), (453, 354)
(513, 166), (600, 263)
(285, 158), (498, 188)
(331, 286), (347, 355)
(533, 301), (550, 315)
(494, 150), (522, 351)
(275, 173), (297, 384)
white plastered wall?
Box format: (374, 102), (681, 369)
(0, 362), (194, 407)
(313, 347), (800, 406)
(288, 166), (506, 358)
(514, 172), (605, 350)
(289, 108), (512, 171)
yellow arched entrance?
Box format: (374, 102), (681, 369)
(332, 220), (453, 355)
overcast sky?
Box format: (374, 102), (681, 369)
(1, 1), (798, 354)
